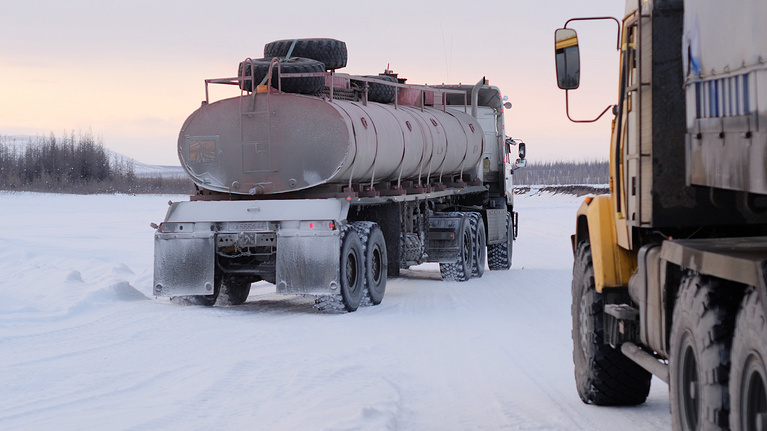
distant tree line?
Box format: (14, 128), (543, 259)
(0, 132), (193, 194)
(513, 160), (608, 185)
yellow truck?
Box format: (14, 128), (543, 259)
(556, 1), (767, 429)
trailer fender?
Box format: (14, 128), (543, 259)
(573, 195), (636, 293)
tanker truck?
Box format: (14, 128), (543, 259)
(555, 1), (767, 429)
(153, 38), (526, 312)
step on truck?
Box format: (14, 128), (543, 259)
(555, 1), (767, 429)
(153, 38), (526, 312)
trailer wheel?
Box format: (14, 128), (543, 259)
(351, 222), (387, 306)
(468, 212), (486, 278)
(237, 57), (325, 94)
(216, 275), (251, 306)
(670, 274), (736, 431)
(263, 38), (347, 70)
(729, 287), (767, 431)
(572, 241), (651, 406)
(170, 287), (219, 307)
(440, 213), (473, 282)
(488, 211), (512, 270)
(339, 227), (364, 312)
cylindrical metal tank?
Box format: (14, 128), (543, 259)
(178, 92), (484, 195)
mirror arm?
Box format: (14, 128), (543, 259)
(565, 90), (616, 124)
(564, 16), (621, 50)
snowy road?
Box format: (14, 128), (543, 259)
(0, 191), (671, 430)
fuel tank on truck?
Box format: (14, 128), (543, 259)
(178, 92), (484, 195)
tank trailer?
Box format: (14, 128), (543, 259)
(153, 38), (526, 312)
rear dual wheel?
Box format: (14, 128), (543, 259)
(170, 274), (251, 307)
(339, 222), (387, 312)
(440, 214), (474, 282)
(670, 274), (735, 431)
(730, 288), (767, 431)
(468, 212), (486, 278)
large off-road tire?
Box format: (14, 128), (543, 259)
(670, 274), (736, 431)
(339, 227), (364, 312)
(216, 275), (251, 306)
(440, 213), (473, 282)
(572, 241), (651, 405)
(468, 212), (486, 278)
(351, 222), (387, 306)
(237, 57), (325, 94)
(263, 38), (347, 70)
(357, 75), (397, 103)
(488, 211), (512, 270)
(729, 287), (767, 431)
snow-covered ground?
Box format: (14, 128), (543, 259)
(0, 191), (671, 430)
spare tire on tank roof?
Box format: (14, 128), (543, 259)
(355, 75), (398, 104)
(263, 38), (347, 70)
(237, 57), (325, 94)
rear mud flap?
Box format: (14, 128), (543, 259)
(153, 232), (215, 296)
(276, 229), (340, 295)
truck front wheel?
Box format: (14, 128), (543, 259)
(572, 241), (651, 405)
(669, 274), (735, 431)
(488, 211), (512, 270)
(729, 288), (767, 431)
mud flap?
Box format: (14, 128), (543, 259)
(153, 232), (216, 297)
(275, 229), (341, 295)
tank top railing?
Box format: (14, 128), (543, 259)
(202, 58), (470, 115)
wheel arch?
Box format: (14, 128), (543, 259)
(573, 195), (636, 293)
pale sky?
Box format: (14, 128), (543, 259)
(1, 0), (625, 166)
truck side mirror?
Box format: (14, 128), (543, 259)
(555, 28), (581, 90)
(518, 142), (526, 159)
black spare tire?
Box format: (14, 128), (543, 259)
(238, 57), (325, 94)
(354, 75), (398, 104)
(264, 38), (347, 70)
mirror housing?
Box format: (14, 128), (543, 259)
(514, 159), (527, 169)
(555, 28), (581, 90)
(518, 142), (526, 160)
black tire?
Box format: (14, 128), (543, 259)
(488, 211), (512, 270)
(264, 38), (347, 70)
(170, 285), (219, 307)
(670, 274), (735, 431)
(352, 75), (398, 103)
(351, 222), (387, 306)
(339, 227), (364, 312)
(729, 287), (767, 431)
(216, 275), (251, 306)
(468, 212), (486, 278)
(572, 241), (651, 405)
(440, 213), (473, 282)
(237, 57), (325, 94)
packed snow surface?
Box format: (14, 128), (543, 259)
(0, 191), (671, 430)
